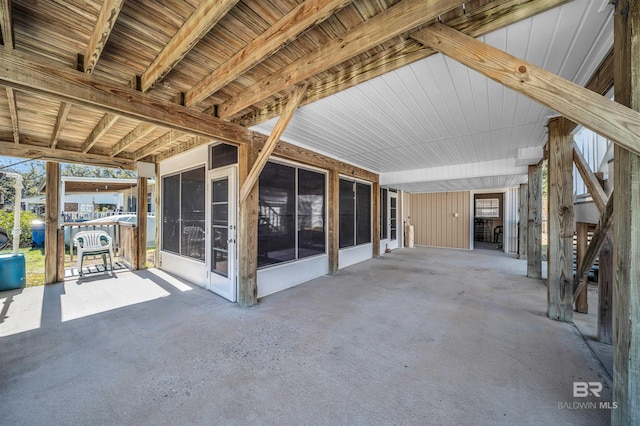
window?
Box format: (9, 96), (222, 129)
(209, 143), (238, 169)
(162, 167), (206, 260)
(380, 188), (388, 239)
(258, 162), (326, 268)
(339, 178), (371, 248)
(475, 198), (499, 218)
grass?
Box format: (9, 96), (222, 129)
(1, 246), (156, 287)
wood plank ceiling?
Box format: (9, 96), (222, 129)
(0, 0), (614, 192)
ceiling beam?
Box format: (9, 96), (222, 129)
(0, 48), (252, 145)
(0, 140), (135, 169)
(50, 102), (71, 149)
(81, 113), (119, 153)
(133, 130), (185, 160)
(236, 0), (571, 127)
(0, 0), (13, 48)
(140, 0), (238, 93)
(83, 0), (124, 75)
(240, 83), (308, 202)
(412, 23), (640, 157)
(184, 0), (351, 107)
(6, 87), (19, 144)
(217, 0), (465, 119)
(110, 122), (156, 156)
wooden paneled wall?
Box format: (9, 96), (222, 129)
(408, 191), (470, 249)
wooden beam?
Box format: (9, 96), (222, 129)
(412, 23), (640, 157)
(6, 87), (19, 144)
(0, 48), (253, 146)
(237, 141), (259, 307)
(110, 122), (156, 156)
(81, 112), (119, 153)
(566, 48), (614, 134)
(50, 102), (71, 149)
(573, 191), (613, 301)
(133, 130), (185, 160)
(597, 235), (613, 345)
(328, 169), (339, 275)
(44, 162), (60, 284)
(547, 116), (574, 322)
(518, 183), (528, 259)
(140, 0), (237, 93)
(83, 0), (124, 75)
(185, 0), (350, 107)
(236, 0), (571, 127)
(573, 141), (608, 213)
(218, 0), (464, 119)
(527, 164), (542, 279)
(612, 1), (640, 420)
(136, 177), (148, 270)
(575, 222), (589, 313)
(239, 83), (308, 202)
(0, 140), (135, 169)
(0, 0), (14, 48)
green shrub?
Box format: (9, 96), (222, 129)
(0, 210), (41, 248)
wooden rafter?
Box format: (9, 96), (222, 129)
(0, 140), (135, 169)
(110, 122), (155, 156)
(239, 83), (308, 202)
(184, 0), (351, 107)
(217, 0), (465, 119)
(0, 48), (252, 146)
(133, 130), (185, 160)
(50, 102), (71, 149)
(81, 113), (119, 153)
(236, 0), (570, 127)
(140, 0), (238, 93)
(412, 23), (640, 157)
(83, 0), (124, 75)
(0, 0), (13, 48)
(573, 191), (614, 302)
(6, 87), (19, 144)
(573, 141), (608, 213)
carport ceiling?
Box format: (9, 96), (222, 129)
(0, 0), (613, 193)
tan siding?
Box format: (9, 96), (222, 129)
(409, 191), (470, 249)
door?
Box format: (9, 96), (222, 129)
(388, 191), (398, 250)
(208, 167), (237, 302)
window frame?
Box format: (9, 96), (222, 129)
(339, 176), (372, 249)
(258, 158), (328, 269)
(161, 165), (206, 261)
(475, 198), (500, 218)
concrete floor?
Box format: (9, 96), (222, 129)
(0, 247), (612, 425)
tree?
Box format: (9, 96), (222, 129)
(62, 164), (137, 179)
(0, 159), (46, 208)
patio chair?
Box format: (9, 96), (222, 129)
(73, 230), (114, 277)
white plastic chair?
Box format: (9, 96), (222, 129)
(73, 230), (114, 277)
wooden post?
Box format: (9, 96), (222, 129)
(136, 177), (148, 270)
(372, 181), (380, 258)
(44, 161), (60, 284)
(154, 164), (161, 268)
(328, 169), (339, 275)
(598, 235), (613, 345)
(518, 183), (528, 259)
(527, 165), (542, 279)
(547, 117), (573, 322)
(575, 222), (589, 313)
(237, 141), (259, 306)
(613, 0), (640, 421)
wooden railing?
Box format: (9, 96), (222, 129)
(59, 222), (140, 272)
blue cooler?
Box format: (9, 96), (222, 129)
(0, 253), (27, 291)
(32, 220), (45, 247)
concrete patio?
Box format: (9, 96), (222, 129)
(0, 247), (611, 425)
